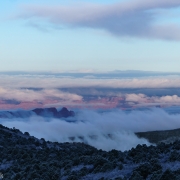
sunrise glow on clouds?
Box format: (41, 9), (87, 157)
(0, 0), (180, 110)
(0, 72), (179, 110)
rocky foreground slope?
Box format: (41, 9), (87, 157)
(1, 122), (180, 180)
(1, 107), (180, 179)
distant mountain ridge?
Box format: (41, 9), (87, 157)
(136, 128), (180, 144)
(0, 107), (75, 119)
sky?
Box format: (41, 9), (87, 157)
(1, 0), (180, 72)
(1, 1), (180, 150)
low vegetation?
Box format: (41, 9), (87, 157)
(1, 124), (180, 179)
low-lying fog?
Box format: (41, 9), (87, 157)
(1, 108), (180, 151)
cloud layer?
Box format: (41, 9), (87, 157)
(1, 108), (180, 151)
(125, 94), (180, 107)
(0, 74), (180, 109)
(0, 87), (82, 102)
(1, 74), (180, 88)
(19, 0), (180, 40)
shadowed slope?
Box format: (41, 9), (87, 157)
(136, 128), (180, 144)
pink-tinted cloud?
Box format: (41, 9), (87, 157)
(18, 0), (180, 40)
(125, 94), (180, 107)
(1, 76), (180, 88)
(1, 74), (180, 109)
(0, 86), (83, 109)
(0, 87), (82, 102)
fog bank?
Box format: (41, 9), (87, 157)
(1, 108), (180, 151)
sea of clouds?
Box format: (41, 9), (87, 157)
(1, 108), (180, 151)
(1, 73), (180, 109)
(0, 72), (180, 151)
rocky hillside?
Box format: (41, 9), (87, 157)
(136, 128), (180, 144)
(1, 123), (180, 179)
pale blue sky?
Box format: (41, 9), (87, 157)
(1, 0), (180, 72)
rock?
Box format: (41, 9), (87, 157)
(0, 107), (75, 119)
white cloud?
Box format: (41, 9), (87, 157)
(0, 87), (82, 102)
(125, 93), (148, 102)
(1, 108), (180, 151)
(125, 94), (180, 106)
(18, 0), (180, 40)
(1, 74), (180, 108)
(1, 75), (180, 88)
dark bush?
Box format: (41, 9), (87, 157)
(101, 162), (114, 172)
(135, 162), (153, 179)
(67, 175), (79, 180)
(24, 132), (30, 136)
(93, 156), (108, 168)
(130, 171), (144, 180)
(160, 169), (176, 180)
(169, 150), (180, 162)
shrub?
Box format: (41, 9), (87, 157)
(135, 162), (153, 179)
(169, 151), (180, 162)
(24, 132), (30, 136)
(101, 162), (114, 172)
(130, 171), (144, 180)
(160, 169), (176, 180)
